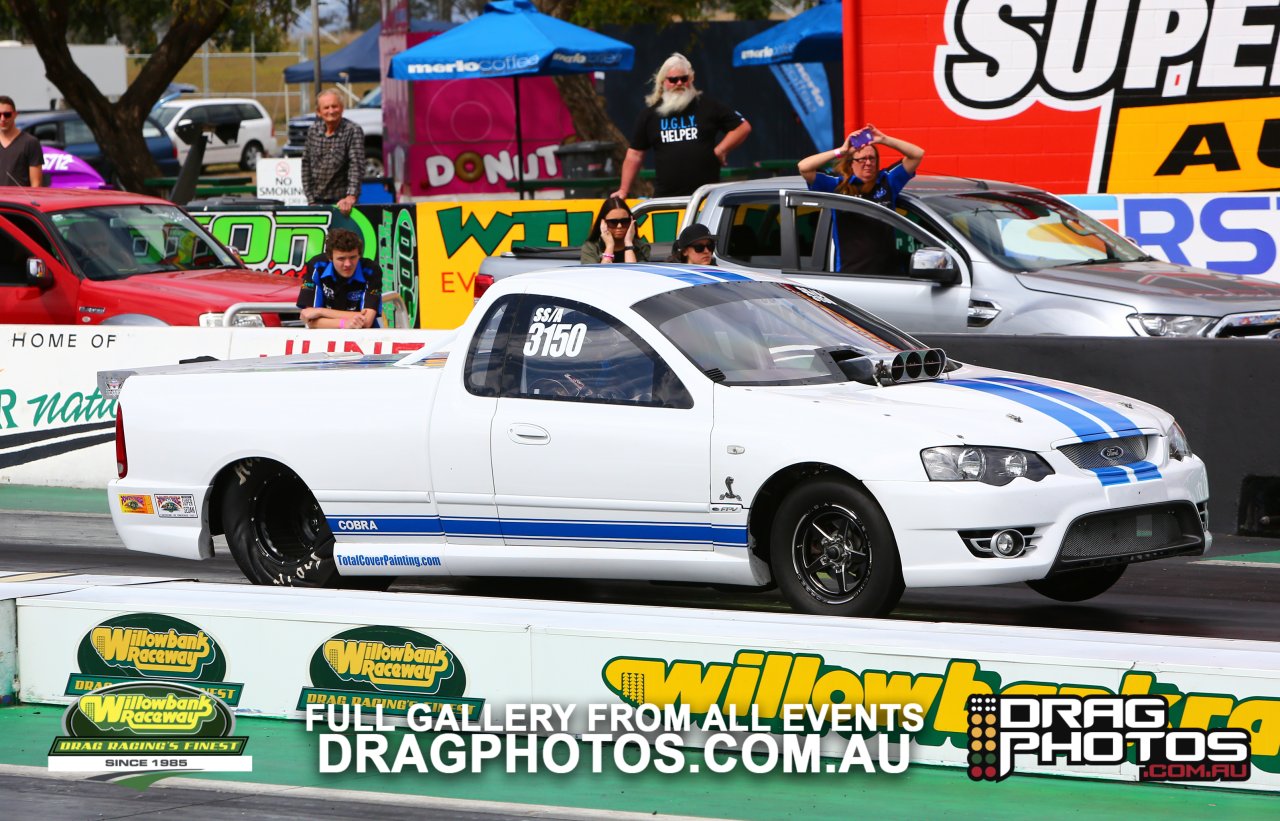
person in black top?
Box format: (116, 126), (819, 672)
(0, 96), (42, 187)
(297, 228), (383, 329)
(612, 53), (751, 199)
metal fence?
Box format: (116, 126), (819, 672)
(128, 41), (352, 125)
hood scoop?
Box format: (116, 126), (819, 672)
(820, 347), (949, 387)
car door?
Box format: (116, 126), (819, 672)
(0, 211), (77, 323)
(777, 189), (972, 334)
(425, 296), (511, 546)
(489, 293), (714, 551)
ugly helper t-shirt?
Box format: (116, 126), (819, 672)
(631, 94), (745, 197)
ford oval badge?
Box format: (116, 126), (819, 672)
(1101, 445), (1124, 460)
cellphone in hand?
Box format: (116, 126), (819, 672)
(847, 128), (874, 149)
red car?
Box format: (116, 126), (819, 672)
(0, 189), (300, 326)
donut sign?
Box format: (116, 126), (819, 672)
(857, 0), (1280, 194)
(404, 76), (574, 197)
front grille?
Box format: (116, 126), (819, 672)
(1211, 311), (1280, 338)
(1058, 435), (1148, 469)
(287, 121), (313, 148)
(1056, 503), (1204, 569)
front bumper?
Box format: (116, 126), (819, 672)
(866, 454), (1210, 588)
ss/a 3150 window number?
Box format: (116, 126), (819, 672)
(524, 306), (587, 358)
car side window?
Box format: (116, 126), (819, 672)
(63, 118), (93, 145)
(465, 297), (516, 397)
(237, 103), (263, 121)
(504, 296), (692, 409)
(811, 202), (935, 277)
(717, 196), (820, 270)
(29, 122), (59, 143)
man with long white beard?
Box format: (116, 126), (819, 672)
(612, 53), (751, 199)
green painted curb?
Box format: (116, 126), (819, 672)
(0, 485), (108, 515)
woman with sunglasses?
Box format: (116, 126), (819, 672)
(797, 123), (925, 274)
(666, 223), (716, 266)
(580, 196), (650, 264)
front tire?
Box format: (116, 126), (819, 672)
(1026, 565), (1126, 602)
(769, 478), (903, 617)
(221, 460), (392, 590)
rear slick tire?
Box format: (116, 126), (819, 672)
(221, 459), (392, 590)
(769, 478), (903, 617)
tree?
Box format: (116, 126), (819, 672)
(1, 1), (302, 192)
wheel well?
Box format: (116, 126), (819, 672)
(207, 457), (300, 537)
(747, 463), (863, 564)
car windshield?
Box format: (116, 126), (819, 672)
(359, 87), (381, 108)
(921, 191), (1147, 271)
(151, 106), (180, 128)
(633, 280), (926, 386)
(51, 204), (239, 281)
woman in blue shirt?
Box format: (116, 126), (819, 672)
(797, 124), (925, 274)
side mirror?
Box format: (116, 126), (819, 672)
(910, 247), (960, 286)
(26, 257), (53, 289)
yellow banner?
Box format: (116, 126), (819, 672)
(1108, 97), (1280, 193)
(414, 199), (682, 329)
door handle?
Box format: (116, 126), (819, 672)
(507, 423), (550, 445)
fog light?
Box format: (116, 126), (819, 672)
(990, 529), (1026, 558)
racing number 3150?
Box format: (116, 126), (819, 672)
(524, 310), (587, 359)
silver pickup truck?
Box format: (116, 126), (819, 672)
(480, 176), (1280, 338)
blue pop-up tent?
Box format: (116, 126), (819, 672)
(732, 0), (842, 152)
(389, 0), (634, 196)
(285, 23), (384, 84)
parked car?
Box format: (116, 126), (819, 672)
(0, 188), (301, 326)
(17, 110), (181, 186)
(282, 86), (384, 176)
(103, 267), (1209, 617)
(480, 176), (1280, 338)
(152, 97), (279, 171)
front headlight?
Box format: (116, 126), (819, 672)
(1126, 314), (1216, 337)
(197, 312), (265, 328)
(921, 446), (1054, 486)
(1168, 422), (1192, 461)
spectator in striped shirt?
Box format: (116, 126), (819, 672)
(301, 89), (365, 215)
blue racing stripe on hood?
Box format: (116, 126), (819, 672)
(979, 377), (1142, 436)
(629, 264), (754, 286)
(946, 379), (1110, 440)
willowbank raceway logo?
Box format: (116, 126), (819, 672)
(66, 613), (244, 706)
(48, 681), (250, 783)
(297, 625), (484, 717)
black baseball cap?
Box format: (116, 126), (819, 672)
(676, 223), (713, 251)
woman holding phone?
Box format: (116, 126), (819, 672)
(796, 124), (925, 274)
(581, 196), (651, 264)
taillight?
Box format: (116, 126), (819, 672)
(474, 273), (494, 302)
(115, 406), (127, 479)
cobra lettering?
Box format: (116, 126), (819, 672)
(91, 627), (214, 676)
(936, 0), (1280, 119)
(323, 640), (453, 689)
(338, 519), (379, 531)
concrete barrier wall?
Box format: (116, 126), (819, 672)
(0, 325), (450, 489)
(10, 582), (1280, 790)
(921, 336), (1279, 537)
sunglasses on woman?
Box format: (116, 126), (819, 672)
(688, 242), (715, 253)
(604, 217), (632, 228)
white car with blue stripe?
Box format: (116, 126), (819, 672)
(103, 265), (1210, 617)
